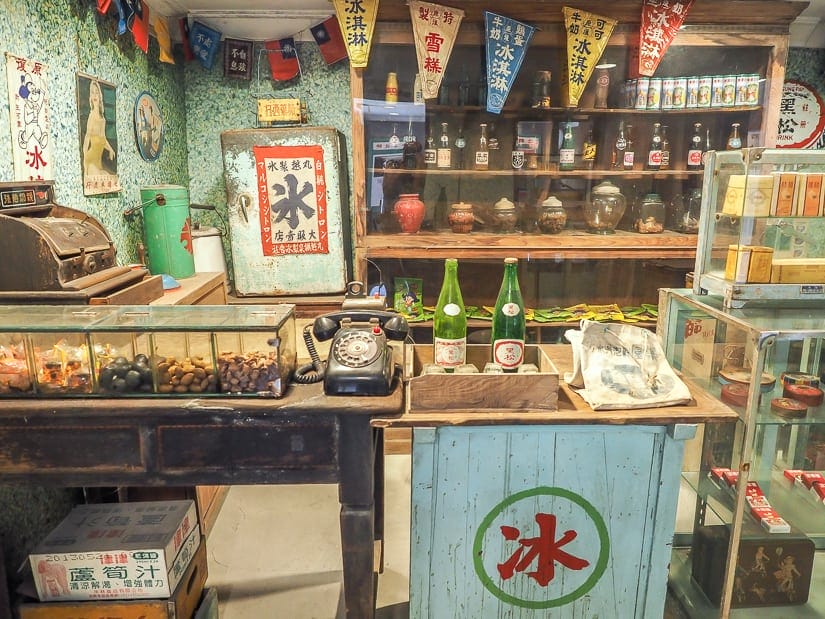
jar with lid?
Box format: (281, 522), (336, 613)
(583, 181), (626, 234)
(448, 202), (474, 234)
(670, 187), (702, 233)
(492, 197), (518, 233)
(536, 196), (567, 234)
(634, 193), (665, 234)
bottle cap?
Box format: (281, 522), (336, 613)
(504, 257), (517, 264)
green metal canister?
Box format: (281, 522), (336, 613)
(139, 185), (195, 278)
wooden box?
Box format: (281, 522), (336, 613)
(18, 537), (208, 619)
(407, 344), (559, 413)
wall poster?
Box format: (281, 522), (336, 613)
(5, 53), (54, 181)
(77, 72), (121, 196)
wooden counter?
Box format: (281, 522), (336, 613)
(150, 271), (227, 306)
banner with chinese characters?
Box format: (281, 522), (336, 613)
(484, 11), (535, 114)
(333, 0), (379, 68)
(410, 1), (464, 100)
(5, 54), (54, 181)
(563, 7), (616, 107)
(638, 0), (694, 77)
(223, 38), (253, 80)
(252, 145), (329, 257)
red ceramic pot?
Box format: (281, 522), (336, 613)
(394, 193), (425, 233)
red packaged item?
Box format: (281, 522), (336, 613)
(812, 482), (825, 503)
(783, 469), (804, 487)
(801, 472), (825, 489)
(709, 467), (729, 489)
(721, 382), (750, 408)
(771, 396), (808, 418)
(760, 514), (791, 534)
(723, 470), (739, 489)
(744, 480), (764, 498)
(783, 384), (824, 406)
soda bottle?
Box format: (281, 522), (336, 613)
(582, 128), (597, 170)
(487, 122), (500, 169)
(434, 258), (467, 369)
(437, 122), (452, 169)
(726, 122), (742, 150)
(686, 122), (703, 170)
(646, 122), (663, 171)
(474, 123), (489, 170)
(454, 125), (467, 170)
(491, 257), (526, 371)
(624, 124), (636, 170)
(612, 120), (627, 170)
(660, 125), (670, 170)
(702, 128), (713, 167)
(559, 122), (576, 171)
(424, 122), (437, 168)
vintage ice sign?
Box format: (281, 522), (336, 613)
(484, 11), (536, 115)
(638, 0), (694, 77)
(410, 1), (465, 100)
(253, 145), (330, 257)
(562, 7), (616, 107)
(473, 486), (609, 608)
(333, 0), (379, 68)
(778, 80), (825, 149)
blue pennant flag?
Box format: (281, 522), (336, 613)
(189, 20), (222, 70)
(484, 11), (535, 114)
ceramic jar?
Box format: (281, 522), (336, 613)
(536, 196), (567, 234)
(393, 193), (425, 233)
(493, 197), (518, 233)
(448, 202), (474, 233)
(584, 181), (627, 234)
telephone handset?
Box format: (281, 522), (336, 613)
(295, 310), (409, 396)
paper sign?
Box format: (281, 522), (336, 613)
(563, 7), (616, 107)
(5, 53), (54, 181)
(639, 0), (694, 77)
(333, 0), (379, 68)
(484, 11), (535, 114)
(410, 1), (465, 100)
(778, 80), (825, 148)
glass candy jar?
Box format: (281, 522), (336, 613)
(634, 193), (665, 234)
(584, 181), (626, 234)
(448, 202), (474, 234)
(492, 197), (518, 233)
(670, 188), (702, 233)
(536, 196), (567, 234)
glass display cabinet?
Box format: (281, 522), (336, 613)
(658, 288), (825, 617)
(0, 304), (296, 397)
(694, 148), (825, 308)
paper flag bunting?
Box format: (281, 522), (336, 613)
(311, 16), (349, 66)
(153, 15), (174, 64)
(638, 0), (694, 77)
(409, 1), (464, 100)
(563, 7), (616, 107)
(484, 11), (535, 114)
(265, 38), (300, 81)
(332, 0), (379, 68)
(189, 21), (222, 70)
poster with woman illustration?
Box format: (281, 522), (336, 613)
(76, 73), (121, 196)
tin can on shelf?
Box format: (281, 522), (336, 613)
(647, 77), (662, 110)
(711, 75), (727, 107)
(736, 74), (760, 105)
(661, 78), (676, 110)
(697, 76), (713, 108)
(686, 76), (700, 108)
(672, 77), (687, 108)
(635, 77), (650, 109)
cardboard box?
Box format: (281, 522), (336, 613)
(770, 258), (825, 284)
(18, 536), (208, 619)
(721, 174), (773, 217)
(770, 171), (799, 216)
(29, 500), (199, 602)
(680, 315), (718, 383)
(725, 245), (773, 283)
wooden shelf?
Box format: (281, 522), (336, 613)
(375, 167), (703, 179)
(407, 318), (657, 330)
(420, 104), (761, 116)
(362, 231), (697, 260)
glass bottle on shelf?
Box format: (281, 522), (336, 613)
(474, 123), (489, 170)
(511, 133), (525, 170)
(660, 125), (670, 170)
(624, 124), (636, 170)
(487, 122), (500, 170)
(582, 128), (597, 170)
(403, 120), (422, 170)
(612, 120), (627, 170)
(413, 74), (424, 105)
(491, 257), (525, 372)
(454, 125), (467, 170)
(434, 258), (467, 370)
(458, 67), (471, 107)
(437, 122), (451, 169)
(385, 72), (398, 103)
(727, 122), (742, 150)
(686, 122), (703, 170)
(702, 128), (713, 166)
(646, 122), (663, 171)
(424, 122), (437, 168)
(438, 79), (450, 105)
(559, 122), (576, 171)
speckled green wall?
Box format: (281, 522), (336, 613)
(0, 0), (187, 592)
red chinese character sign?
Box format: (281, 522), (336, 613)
(563, 7), (616, 107)
(638, 0), (694, 77)
(473, 486), (609, 608)
(410, 1), (465, 100)
(5, 53), (54, 182)
(777, 80), (825, 149)
(252, 145), (330, 257)
(484, 11), (535, 115)
(333, 0), (379, 68)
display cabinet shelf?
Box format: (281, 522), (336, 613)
(415, 104), (762, 117)
(376, 168), (705, 178)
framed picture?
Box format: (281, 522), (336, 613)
(77, 72), (120, 196)
(134, 91), (164, 162)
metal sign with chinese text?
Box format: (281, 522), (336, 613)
(333, 0), (379, 68)
(484, 11), (535, 115)
(410, 1), (465, 100)
(257, 99), (305, 124)
(253, 145), (329, 257)
(778, 80), (825, 148)
(638, 0), (694, 77)
(563, 7), (616, 107)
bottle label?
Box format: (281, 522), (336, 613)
(437, 148), (451, 168)
(501, 302), (521, 317)
(492, 339), (524, 369)
(455, 136), (466, 148)
(511, 150), (525, 170)
(434, 337), (466, 367)
(647, 150), (662, 166)
(443, 303), (462, 317)
(623, 152), (635, 167)
(687, 149), (702, 166)
(559, 149), (575, 165)
(583, 143), (596, 161)
(616, 138), (626, 150)
(424, 149), (437, 165)
(661, 150), (670, 167)
(475, 151), (489, 167)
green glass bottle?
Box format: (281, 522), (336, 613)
(559, 122), (576, 171)
(491, 257), (525, 371)
(433, 258), (467, 369)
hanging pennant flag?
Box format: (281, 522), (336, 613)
(409, 1), (464, 100)
(189, 21), (222, 70)
(224, 38), (253, 80)
(112, 0), (127, 35)
(153, 15), (174, 64)
(563, 7), (617, 107)
(97, 0), (111, 14)
(179, 17), (195, 62)
(331, 0), (378, 68)
(265, 38), (300, 81)
(310, 16), (349, 66)
(484, 11), (535, 114)
(638, 0), (694, 77)
(130, 0), (150, 54)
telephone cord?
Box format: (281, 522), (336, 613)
(293, 324), (326, 384)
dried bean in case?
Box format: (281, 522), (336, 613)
(218, 351), (284, 395)
(154, 355), (217, 394)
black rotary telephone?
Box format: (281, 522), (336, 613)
(294, 309), (409, 396)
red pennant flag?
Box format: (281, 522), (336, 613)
(97, 0), (111, 14)
(639, 0), (695, 77)
(265, 38), (300, 81)
(179, 17), (195, 62)
(131, 0), (150, 53)
(310, 16), (348, 66)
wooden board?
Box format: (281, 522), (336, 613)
(89, 275), (164, 305)
(150, 271), (227, 306)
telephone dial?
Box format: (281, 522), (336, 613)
(294, 309), (409, 396)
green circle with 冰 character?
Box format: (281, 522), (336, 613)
(472, 486), (610, 609)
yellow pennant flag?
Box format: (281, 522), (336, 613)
(563, 7), (616, 107)
(333, 0), (379, 68)
(152, 15), (175, 64)
(410, 1), (464, 100)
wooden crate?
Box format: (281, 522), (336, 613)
(407, 344), (559, 413)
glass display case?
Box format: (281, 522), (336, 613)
(658, 287), (825, 617)
(694, 148), (825, 308)
(0, 305), (296, 397)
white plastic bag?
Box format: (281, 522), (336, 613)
(564, 319), (692, 410)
